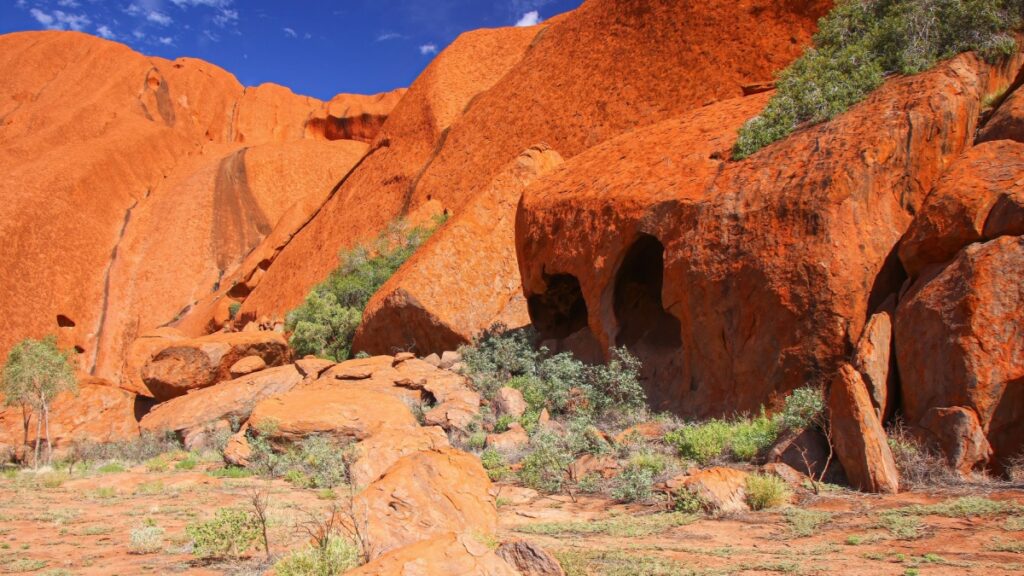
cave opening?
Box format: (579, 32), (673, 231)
(528, 274), (588, 340)
(613, 234), (684, 411)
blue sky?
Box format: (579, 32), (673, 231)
(2, 0), (584, 99)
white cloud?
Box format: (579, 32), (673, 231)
(147, 10), (173, 26)
(29, 8), (55, 27)
(158, 36), (174, 45)
(303, 32), (311, 40)
(171, 0), (232, 7)
(419, 43), (437, 55)
(213, 8), (237, 27)
(57, 0), (80, 7)
(30, 9), (91, 31)
(283, 27), (297, 38)
(133, 29), (146, 39)
(202, 29), (219, 41)
(96, 25), (115, 39)
(515, 10), (541, 26)
(376, 31), (403, 42)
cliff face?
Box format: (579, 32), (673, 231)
(0, 31), (397, 386)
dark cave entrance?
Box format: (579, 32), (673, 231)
(613, 234), (684, 411)
(527, 273), (603, 363)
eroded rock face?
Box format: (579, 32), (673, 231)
(920, 406), (993, 476)
(140, 331), (290, 400)
(0, 31), (386, 387)
(898, 140), (1024, 278)
(978, 80), (1024, 143)
(354, 448), (497, 560)
(139, 364), (302, 438)
(895, 235), (1024, 470)
(496, 540), (566, 576)
(829, 365), (900, 494)
(353, 146), (565, 355)
(668, 467), (752, 514)
(517, 54), (1018, 418)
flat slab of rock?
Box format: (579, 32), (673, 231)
(829, 364), (900, 493)
(229, 355), (266, 378)
(248, 385), (418, 443)
(140, 364), (302, 437)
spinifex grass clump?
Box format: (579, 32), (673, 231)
(286, 215), (446, 361)
(733, 0), (1024, 159)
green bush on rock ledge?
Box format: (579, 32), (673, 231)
(286, 215), (446, 361)
(733, 0), (1024, 159)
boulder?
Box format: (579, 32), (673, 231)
(440, 351), (462, 370)
(141, 331), (290, 400)
(896, 235), (1024, 470)
(485, 424), (529, 451)
(516, 53), (1020, 418)
(229, 355), (266, 378)
(494, 387), (528, 419)
(139, 364), (302, 438)
(767, 427), (841, 484)
(353, 146), (565, 355)
(828, 364), (900, 494)
(222, 425), (252, 467)
(761, 463), (809, 487)
(667, 467), (750, 514)
(920, 406), (993, 476)
(496, 539), (566, 576)
(349, 426), (451, 488)
(346, 532), (518, 576)
(121, 328), (187, 396)
(354, 448), (497, 559)
(248, 386), (418, 443)
(898, 140), (1024, 277)
(569, 454), (619, 481)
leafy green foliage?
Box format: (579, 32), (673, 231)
(734, 0), (1024, 158)
(518, 431), (576, 493)
(246, 428), (350, 488)
(274, 538), (361, 576)
(186, 507), (260, 559)
(665, 413), (778, 465)
(286, 216), (446, 360)
(611, 452), (667, 502)
(1, 336), (77, 411)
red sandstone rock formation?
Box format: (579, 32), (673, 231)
(516, 53), (1020, 418)
(0, 31), (398, 388)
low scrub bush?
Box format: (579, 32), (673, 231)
(186, 507), (260, 559)
(287, 216), (445, 361)
(274, 537), (361, 576)
(886, 422), (958, 488)
(745, 473), (791, 510)
(611, 453), (668, 503)
(734, 0), (1024, 159)
(128, 520), (165, 555)
(518, 431), (576, 493)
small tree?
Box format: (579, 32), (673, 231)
(1, 336), (77, 467)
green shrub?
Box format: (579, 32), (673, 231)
(745, 474), (792, 510)
(673, 488), (705, 514)
(777, 387), (825, 431)
(228, 302), (241, 320)
(729, 413), (779, 461)
(480, 448), (511, 482)
(286, 217), (445, 361)
(208, 466), (252, 479)
(519, 431), (575, 493)
(665, 420), (730, 464)
(186, 507), (259, 559)
(175, 455), (198, 471)
(734, 0), (1024, 159)
(97, 462), (126, 474)
(274, 537), (361, 576)
(611, 453), (666, 503)
(291, 436), (349, 489)
(460, 325), (540, 397)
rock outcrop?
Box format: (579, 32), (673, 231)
(347, 532), (518, 576)
(353, 146), (565, 355)
(517, 53), (1019, 417)
(139, 364), (302, 439)
(895, 235), (1024, 471)
(0, 30), (401, 388)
